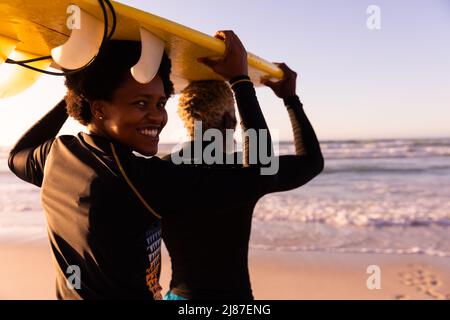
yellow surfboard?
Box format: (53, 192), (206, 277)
(0, 0), (282, 97)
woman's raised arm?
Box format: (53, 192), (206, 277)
(8, 99), (68, 186)
(262, 63), (324, 192)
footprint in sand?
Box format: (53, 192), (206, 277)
(394, 294), (409, 300)
(398, 265), (448, 300)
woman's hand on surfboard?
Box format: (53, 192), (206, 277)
(261, 63), (297, 99)
(197, 30), (248, 80)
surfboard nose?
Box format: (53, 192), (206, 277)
(0, 50), (51, 98)
(0, 35), (18, 66)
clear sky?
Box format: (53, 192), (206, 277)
(0, 0), (449, 146)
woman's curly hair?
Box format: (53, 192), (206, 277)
(178, 80), (236, 137)
(64, 40), (174, 126)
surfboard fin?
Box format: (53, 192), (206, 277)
(51, 8), (104, 70)
(0, 50), (52, 98)
(130, 27), (165, 84)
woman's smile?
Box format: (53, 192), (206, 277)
(137, 128), (159, 138)
(136, 124), (161, 141)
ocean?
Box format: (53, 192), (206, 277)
(1, 138), (449, 257)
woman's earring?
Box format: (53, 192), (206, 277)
(98, 116), (103, 120)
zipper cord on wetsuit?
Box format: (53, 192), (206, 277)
(110, 143), (162, 219)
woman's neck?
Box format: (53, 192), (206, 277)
(87, 124), (109, 139)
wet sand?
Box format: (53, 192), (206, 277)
(1, 241), (449, 300)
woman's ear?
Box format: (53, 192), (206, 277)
(90, 100), (105, 120)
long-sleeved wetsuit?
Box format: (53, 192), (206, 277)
(161, 82), (324, 299)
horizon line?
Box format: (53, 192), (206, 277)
(1, 135), (450, 149)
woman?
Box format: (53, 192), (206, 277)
(161, 60), (324, 299)
(7, 31), (280, 299)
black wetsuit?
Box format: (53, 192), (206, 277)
(161, 94), (324, 299)
(7, 79), (323, 299)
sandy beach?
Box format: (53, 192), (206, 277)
(0, 240), (449, 300)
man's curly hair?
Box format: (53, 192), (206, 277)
(178, 80), (237, 137)
(64, 40), (174, 126)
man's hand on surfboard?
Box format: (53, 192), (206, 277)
(261, 63), (298, 99)
(197, 30), (248, 80)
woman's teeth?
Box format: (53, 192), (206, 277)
(138, 128), (158, 138)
